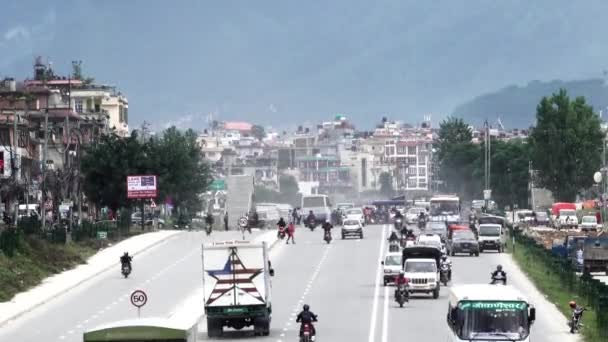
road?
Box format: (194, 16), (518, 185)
(200, 224), (578, 342)
(0, 230), (261, 342)
(0, 224), (578, 341)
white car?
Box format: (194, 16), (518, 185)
(341, 219), (363, 239)
(381, 252), (403, 286)
(405, 207), (425, 224)
(343, 208), (365, 225)
(417, 234), (446, 255)
(580, 215), (600, 231)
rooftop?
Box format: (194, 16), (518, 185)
(449, 284), (529, 302)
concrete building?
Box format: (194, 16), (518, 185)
(384, 137), (433, 192)
(70, 86), (128, 137)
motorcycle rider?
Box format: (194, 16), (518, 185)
(322, 219), (333, 239)
(388, 231), (400, 242)
(440, 255), (452, 281)
(120, 252), (132, 270)
(277, 217), (287, 237)
(491, 264), (507, 284)
(296, 304), (318, 339)
(306, 210), (316, 227)
(394, 270), (409, 301)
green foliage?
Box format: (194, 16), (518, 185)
(528, 89), (603, 201)
(81, 127), (212, 214)
(487, 140), (530, 208)
(379, 172), (394, 198)
(435, 116), (473, 161)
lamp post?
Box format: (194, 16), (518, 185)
(594, 171), (603, 226)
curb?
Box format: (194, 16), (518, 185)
(0, 230), (183, 327)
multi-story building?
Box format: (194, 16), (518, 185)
(295, 155), (351, 193)
(384, 136), (433, 192)
(69, 86), (128, 137)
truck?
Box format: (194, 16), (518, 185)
(302, 194), (332, 223)
(582, 237), (608, 275)
(551, 202), (578, 229)
(202, 240), (274, 337)
(401, 246), (441, 299)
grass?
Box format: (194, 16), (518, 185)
(0, 236), (104, 302)
(507, 238), (604, 342)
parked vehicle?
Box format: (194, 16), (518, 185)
(579, 215), (600, 232)
(534, 211), (550, 226)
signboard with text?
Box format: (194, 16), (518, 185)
(127, 175), (158, 199)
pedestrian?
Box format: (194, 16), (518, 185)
(596, 211), (601, 224)
(286, 222), (296, 244)
(224, 211), (229, 231)
(291, 208), (298, 224)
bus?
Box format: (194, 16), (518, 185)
(301, 194), (332, 222)
(446, 284), (536, 341)
(429, 194), (461, 223)
(83, 318), (198, 342)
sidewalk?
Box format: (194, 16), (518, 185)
(0, 230), (182, 326)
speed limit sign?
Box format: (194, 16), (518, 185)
(130, 290), (147, 308)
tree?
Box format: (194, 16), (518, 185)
(147, 127), (212, 214)
(435, 117), (472, 161)
(251, 125), (266, 141)
(528, 89), (604, 201)
(379, 172), (394, 198)
(486, 140), (530, 208)
(81, 132), (148, 212)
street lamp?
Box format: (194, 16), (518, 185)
(594, 171), (603, 226)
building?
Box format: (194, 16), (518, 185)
(70, 86), (128, 137)
(295, 155), (351, 193)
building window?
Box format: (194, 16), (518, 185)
(419, 167), (426, 176)
(119, 106), (124, 123)
(86, 98), (92, 112)
(407, 145), (416, 155)
(75, 99), (83, 114)
(397, 146), (405, 154)
(18, 129), (28, 148)
(0, 128), (9, 145)
(408, 166), (417, 175)
(94, 99), (101, 113)
(123, 107), (128, 123)
(419, 181), (428, 188)
(408, 178), (416, 188)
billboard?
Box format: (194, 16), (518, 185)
(127, 175), (158, 199)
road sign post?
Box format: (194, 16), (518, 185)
(130, 290), (148, 318)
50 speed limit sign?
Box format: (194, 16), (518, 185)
(130, 290), (148, 308)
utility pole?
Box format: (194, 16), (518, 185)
(41, 107), (49, 231)
(13, 112), (18, 225)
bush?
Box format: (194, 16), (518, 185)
(0, 228), (20, 257)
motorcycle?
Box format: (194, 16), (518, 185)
(306, 217), (318, 231)
(394, 218), (403, 231)
(395, 284), (409, 307)
(388, 240), (400, 252)
(490, 273), (507, 285)
(324, 230), (332, 244)
(121, 263), (131, 278)
(569, 307), (586, 333)
(440, 264), (450, 286)
(278, 226), (286, 239)
(300, 322), (316, 342)
(418, 216), (426, 230)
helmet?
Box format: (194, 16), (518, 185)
(303, 304), (310, 311)
(441, 255), (447, 260)
(569, 301), (576, 309)
(496, 264), (503, 271)
(123, 252), (128, 256)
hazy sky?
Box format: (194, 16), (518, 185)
(1, 0), (607, 131)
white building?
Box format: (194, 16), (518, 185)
(384, 137), (432, 192)
(70, 86), (129, 136)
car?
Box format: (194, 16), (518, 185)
(343, 208), (365, 225)
(417, 234), (446, 254)
(447, 230), (479, 256)
(381, 252), (403, 286)
(405, 207), (426, 224)
(477, 223), (505, 253)
(534, 211), (549, 226)
(341, 219), (363, 239)
(580, 215), (600, 232)
(336, 203), (355, 211)
(426, 221), (448, 240)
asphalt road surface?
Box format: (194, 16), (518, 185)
(0, 230), (261, 342)
(0, 224), (578, 342)
(200, 223), (578, 342)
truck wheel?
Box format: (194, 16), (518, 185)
(207, 318), (222, 338)
(254, 317), (270, 336)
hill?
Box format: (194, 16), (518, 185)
(452, 79), (608, 128)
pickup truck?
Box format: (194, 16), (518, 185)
(401, 246), (441, 299)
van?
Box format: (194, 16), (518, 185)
(478, 223), (505, 253)
(301, 195), (332, 223)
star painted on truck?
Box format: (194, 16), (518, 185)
(206, 247), (264, 305)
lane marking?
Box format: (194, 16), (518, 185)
(381, 285), (389, 342)
(368, 224), (388, 342)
